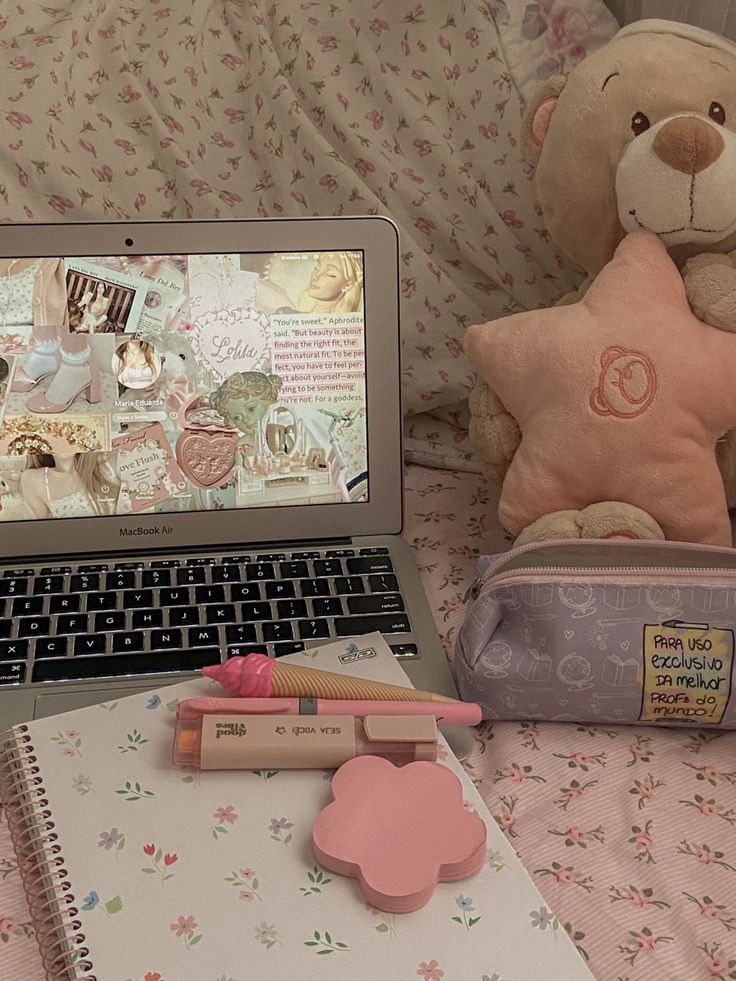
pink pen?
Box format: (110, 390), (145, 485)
(177, 695), (482, 727)
(202, 653), (459, 703)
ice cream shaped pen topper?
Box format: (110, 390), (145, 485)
(202, 652), (460, 703)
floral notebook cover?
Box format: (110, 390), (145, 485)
(4, 634), (594, 981)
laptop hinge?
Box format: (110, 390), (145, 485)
(0, 538), (356, 566)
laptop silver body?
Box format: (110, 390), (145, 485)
(0, 218), (466, 750)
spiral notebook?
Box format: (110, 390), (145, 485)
(0, 635), (594, 981)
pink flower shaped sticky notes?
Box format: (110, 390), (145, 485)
(312, 755), (487, 913)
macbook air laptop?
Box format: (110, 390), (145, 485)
(0, 217), (469, 753)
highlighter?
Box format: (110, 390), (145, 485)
(172, 713), (438, 770)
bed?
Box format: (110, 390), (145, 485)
(2, 3), (736, 979)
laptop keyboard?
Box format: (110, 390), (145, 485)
(0, 547), (418, 686)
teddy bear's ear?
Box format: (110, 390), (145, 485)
(521, 74), (567, 165)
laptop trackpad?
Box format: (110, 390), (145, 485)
(34, 688), (155, 719)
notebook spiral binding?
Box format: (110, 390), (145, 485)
(0, 725), (96, 981)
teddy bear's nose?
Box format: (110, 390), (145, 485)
(652, 115), (724, 175)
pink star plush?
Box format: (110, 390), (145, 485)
(465, 231), (736, 546)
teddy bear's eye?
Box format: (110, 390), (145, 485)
(631, 112), (650, 136)
(709, 101), (726, 125)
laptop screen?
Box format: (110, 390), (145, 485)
(0, 251), (368, 523)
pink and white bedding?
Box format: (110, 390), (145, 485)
(2, 2), (735, 979)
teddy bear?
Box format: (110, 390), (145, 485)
(0, 474), (32, 521)
(468, 19), (736, 545)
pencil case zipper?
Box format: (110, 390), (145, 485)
(464, 538), (736, 604)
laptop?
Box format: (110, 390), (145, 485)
(0, 217), (469, 753)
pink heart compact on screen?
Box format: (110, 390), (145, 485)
(312, 754), (487, 913)
(176, 430), (238, 489)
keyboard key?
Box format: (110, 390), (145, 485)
(151, 629), (183, 650)
(57, 614), (89, 634)
(12, 596), (44, 616)
(226, 643), (267, 657)
(277, 599), (307, 619)
(0, 620), (11, 639)
(334, 613), (411, 636)
(291, 551), (319, 560)
(35, 637), (68, 659)
(265, 581), (295, 599)
(169, 607), (201, 627)
(195, 584), (226, 605)
(142, 569), (171, 587)
(18, 617), (50, 637)
(177, 567), (206, 585)
(221, 555), (250, 564)
(115, 562), (143, 571)
(299, 578), (329, 597)
(334, 576), (365, 595)
(312, 597), (343, 617)
(112, 632), (145, 653)
(274, 641), (305, 656)
(347, 556), (395, 574)
(3, 568), (34, 577)
(279, 561), (308, 578)
(262, 622), (293, 643)
(78, 564), (108, 573)
(241, 602), (273, 622)
(256, 553), (285, 562)
(246, 562), (275, 581)
(188, 626), (220, 647)
(122, 590), (154, 609)
(132, 609), (164, 629)
(205, 604), (237, 624)
(230, 582), (262, 602)
(211, 565), (241, 583)
(95, 611), (127, 632)
(70, 573), (100, 592)
(0, 662), (24, 684)
(33, 576), (64, 595)
(0, 578), (27, 596)
(326, 549), (355, 557)
(160, 588), (191, 606)
(87, 592), (118, 611)
(50, 595), (81, 614)
(314, 559), (343, 577)
(368, 573), (399, 593)
(33, 648), (221, 683)
(106, 572), (136, 590)
(297, 619), (330, 639)
(186, 557), (216, 566)
(150, 560), (180, 568)
(347, 593), (405, 614)
(390, 643), (419, 659)
(225, 624), (258, 646)
(359, 546), (389, 555)
(74, 634), (107, 656)
(0, 639), (28, 662)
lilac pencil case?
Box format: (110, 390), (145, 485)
(453, 538), (736, 728)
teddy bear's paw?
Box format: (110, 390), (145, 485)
(468, 380), (520, 483)
(683, 253), (736, 332)
(513, 510), (583, 547)
(578, 502), (665, 541)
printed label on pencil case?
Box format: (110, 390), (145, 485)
(639, 621), (734, 724)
